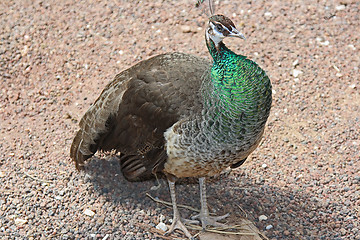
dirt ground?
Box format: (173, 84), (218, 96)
(0, 0), (359, 239)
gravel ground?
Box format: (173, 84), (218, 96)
(1, 0), (359, 239)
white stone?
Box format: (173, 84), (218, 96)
(335, 5), (346, 11)
(259, 215), (268, 221)
(156, 222), (168, 232)
(292, 59), (299, 67)
(336, 73), (343, 77)
(15, 218), (27, 226)
(83, 209), (95, 217)
(262, 164), (268, 169)
(347, 44), (356, 50)
(266, 224), (273, 230)
(349, 84), (356, 89)
(181, 25), (191, 33)
(264, 12), (273, 19)
(54, 196), (63, 200)
(292, 69), (303, 77)
(319, 40), (330, 46)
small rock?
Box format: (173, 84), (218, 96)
(180, 25), (191, 33)
(349, 84), (356, 89)
(264, 12), (272, 20)
(335, 5), (346, 11)
(0, 171), (5, 177)
(262, 164), (268, 169)
(266, 224), (273, 230)
(296, 174), (303, 180)
(292, 59), (299, 67)
(316, 37), (330, 46)
(264, 12), (272, 17)
(336, 72), (343, 77)
(15, 218), (27, 226)
(319, 40), (330, 46)
(292, 69), (303, 77)
(259, 215), (268, 221)
(156, 222), (168, 232)
(54, 196), (63, 200)
(347, 44), (356, 50)
(21, 45), (29, 56)
(83, 209), (95, 217)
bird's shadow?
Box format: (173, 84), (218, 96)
(80, 156), (337, 239)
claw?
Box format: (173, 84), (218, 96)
(192, 212), (229, 229)
(166, 216), (193, 239)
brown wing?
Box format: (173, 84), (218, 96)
(70, 53), (210, 180)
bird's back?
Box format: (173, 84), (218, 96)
(70, 52), (211, 180)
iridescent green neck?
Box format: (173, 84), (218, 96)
(204, 38), (272, 141)
(205, 39), (249, 112)
(206, 39), (247, 88)
(206, 39), (238, 64)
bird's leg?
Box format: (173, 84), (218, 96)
(166, 179), (193, 239)
(192, 177), (229, 229)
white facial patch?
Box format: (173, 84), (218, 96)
(208, 22), (226, 46)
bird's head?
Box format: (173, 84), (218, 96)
(206, 15), (245, 50)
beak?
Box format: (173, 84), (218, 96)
(229, 28), (246, 40)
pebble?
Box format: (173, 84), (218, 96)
(292, 69), (303, 77)
(83, 209), (95, 217)
(180, 25), (191, 33)
(264, 12), (273, 21)
(335, 5), (346, 11)
(156, 222), (168, 232)
(266, 225), (273, 230)
(347, 44), (356, 50)
(15, 218), (27, 226)
(259, 215), (268, 221)
(292, 59), (299, 67)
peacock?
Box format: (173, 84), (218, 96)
(70, 13), (272, 238)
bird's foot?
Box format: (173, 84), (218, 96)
(191, 212), (229, 229)
(166, 217), (194, 239)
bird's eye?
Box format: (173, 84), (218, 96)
(214, 24), (223, 32)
